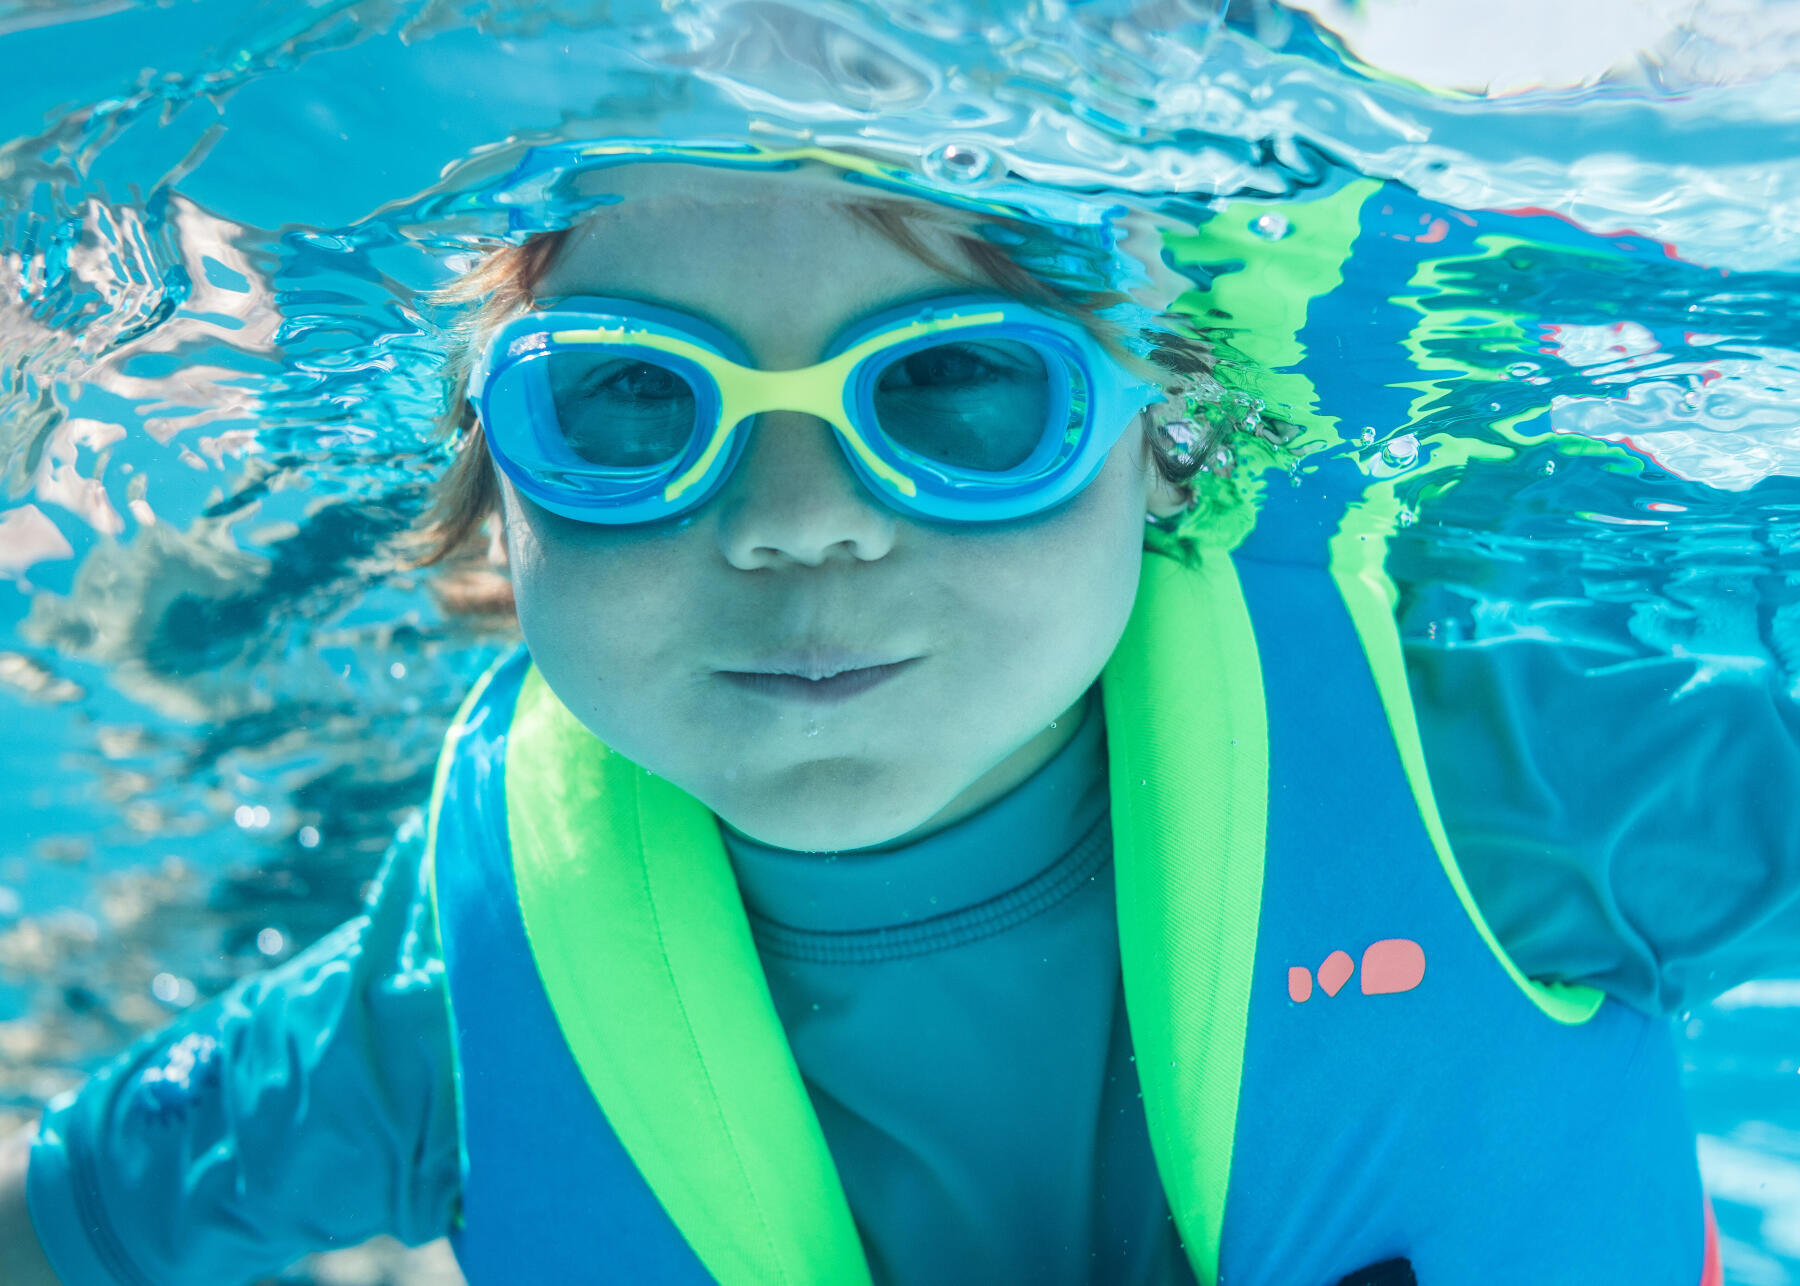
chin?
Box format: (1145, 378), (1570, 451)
(712, 770), (936, 854)
(719, 807), (918, 855)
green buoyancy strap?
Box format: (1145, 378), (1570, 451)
(505, 668), (873, 1286)
(1102, 547), (1267, 1286)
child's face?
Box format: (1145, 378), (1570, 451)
(493, 167), (1185, 851)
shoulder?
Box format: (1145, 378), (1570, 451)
(1407, 636), (1800, 1014)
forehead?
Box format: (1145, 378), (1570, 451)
(535, 163), (976, 365)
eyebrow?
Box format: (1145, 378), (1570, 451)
(842, 283), (979, 321)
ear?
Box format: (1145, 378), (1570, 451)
(1146, 469), (1193, 522)
(1137, 397), (1198, 521)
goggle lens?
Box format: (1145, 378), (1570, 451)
(868, 338), (1053, 473)
(547, 351), (698, 469)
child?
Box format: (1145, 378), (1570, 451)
(4, 139), (1788, 1286)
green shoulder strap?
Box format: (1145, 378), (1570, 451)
(505, 667), (872, 1286)
(1103, 547), (1268, 1286)
(1099, 190), (1370, 1286)
(1329, 508), (1605, 1025)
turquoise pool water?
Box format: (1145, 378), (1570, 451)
(3, 1), (1799, 1280)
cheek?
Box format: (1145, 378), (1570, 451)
(502, 500), (700, 704)
(942, 443), (1150, 680)
(1031, 436), (1155, 588)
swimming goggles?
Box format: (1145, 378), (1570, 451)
(466, 292), (1164, 525)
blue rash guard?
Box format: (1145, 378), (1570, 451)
(24, 636), (1800, 1286)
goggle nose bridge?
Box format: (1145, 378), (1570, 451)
(663, 347), (919, 504)
(709, 350), (868, 425)
(661, 314), (1009, 503)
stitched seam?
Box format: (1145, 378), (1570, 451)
(67, 1088), (161, 1286)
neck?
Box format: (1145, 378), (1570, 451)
(877, 686), (1092, 849)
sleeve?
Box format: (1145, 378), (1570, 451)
(1408, 636), (1800, 1018)
(24, 810), (460, 1286)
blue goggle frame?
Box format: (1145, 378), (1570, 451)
(467, 292), (1164, 526)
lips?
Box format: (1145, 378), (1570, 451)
(715, 654), (919, 704)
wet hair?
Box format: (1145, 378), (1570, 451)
(408, 199), (1256, 573)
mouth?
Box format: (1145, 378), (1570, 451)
(715, 656), (919, 705)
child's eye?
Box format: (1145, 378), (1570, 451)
(547, 354), (697, 468)
(582, 359), (689, 403)
(872, 339), (1054, 472)
(880, 341), (1036, 393)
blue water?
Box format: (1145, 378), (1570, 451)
(3, 1), (1799, 1281)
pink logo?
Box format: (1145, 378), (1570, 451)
(1288, 939), (1426, 1003)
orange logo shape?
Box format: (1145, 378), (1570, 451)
(1361, 938), (1426, 995)
(1287, 938), (1426, 1003)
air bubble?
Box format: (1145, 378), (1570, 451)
(923, 140), (1002, 187)
(1249, 213), (1291, 241)
(1160, 418), (1199, 449)
(151, 973), (196, 1006)
(1379, 434), (1419, 468)
(1358, 426), (1376, 446)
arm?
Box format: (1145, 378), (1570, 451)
(0, 1123), (63, 1286)
(1410, 633), (1800, 1015)
(21, 813), (459, 1286)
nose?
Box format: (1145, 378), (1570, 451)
(712, 410), (899, 569)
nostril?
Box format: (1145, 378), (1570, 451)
(743, 534), (882, 571)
